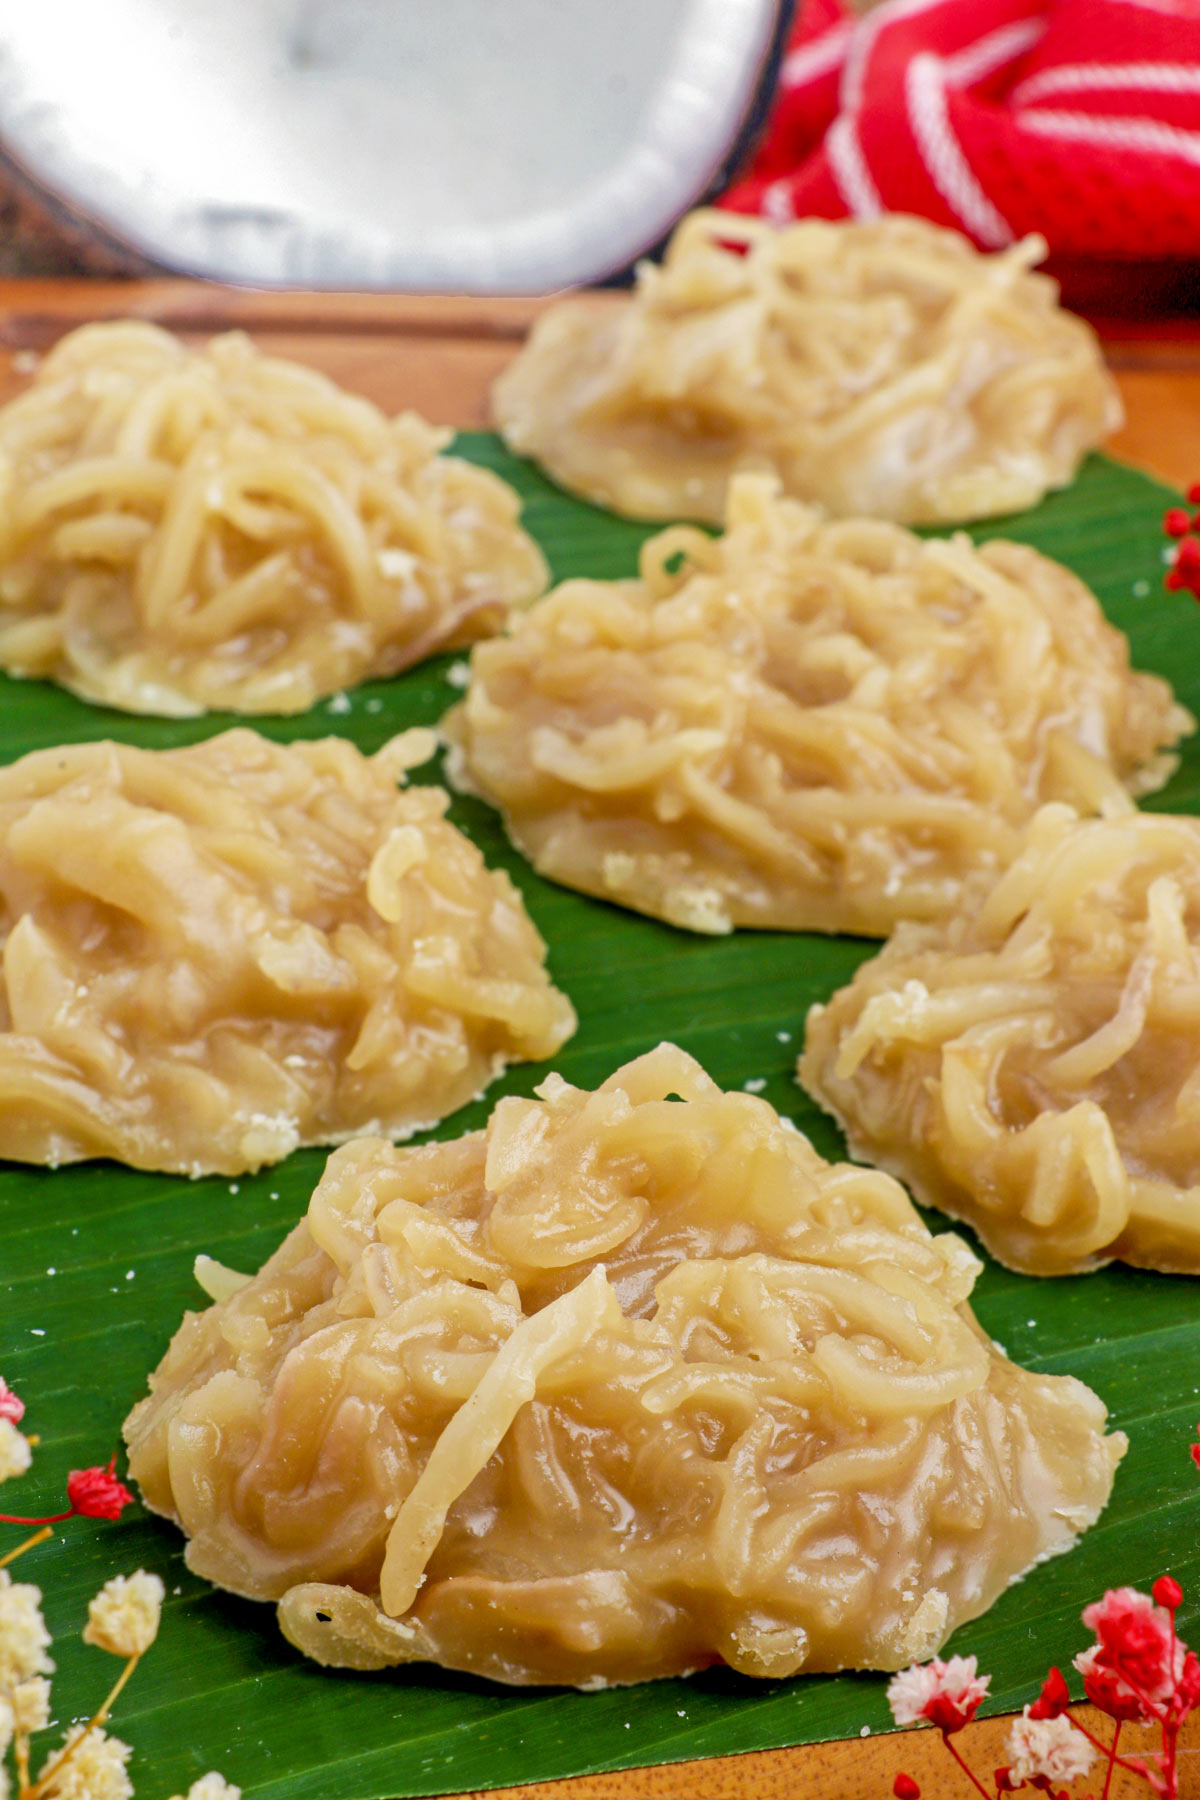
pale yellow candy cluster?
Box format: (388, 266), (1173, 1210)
(0, 323), (548, 716)
(126, 1046), (1123, 1689)
(495, 211), (1120, 526)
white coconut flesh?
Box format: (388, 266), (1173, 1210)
(0, 0), (787, 291)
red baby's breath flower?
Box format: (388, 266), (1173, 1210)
(1076, 1645), (1158, 1723)
(1154, 1577), (1184, 1612)
(0, 1454), (134, 1526)
(1164, 503), (1200, 600)
(1167, 547), (1200, 599)
(1079, 1587), (1180, 1712)
(886, 1655), (990, 1733)
(1028, 1665), (1071, 1720)
(1177, 1650), (1200, 1714)
(0, 1377), (25, 1425)
(890, 1437), (1200, 1800)
(67, 1458), (135, 1521)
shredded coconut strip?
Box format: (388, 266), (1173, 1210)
(380, 1265), (619, 1617)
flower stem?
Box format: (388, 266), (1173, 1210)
(1099, 1719), (1121, 1800)
(0, 1525), (52, 1568)
(0, 1509), (72, 1527)
(26, 1653), (140, 1799)
(16, 1727), (31, 1795)
(1163, 1601), (1180, 1800)
(941, 1729), (994, 1800)
(1160, 1716), (1179, 1800)
(1070, 1711), (1148, 1774)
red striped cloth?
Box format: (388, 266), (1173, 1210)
(721, 0), (1200, 303)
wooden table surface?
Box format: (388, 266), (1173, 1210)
(0, 278), (1196, 1800)
(0, 279), (1196, 492)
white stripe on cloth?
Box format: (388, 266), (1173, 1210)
(905, 50), (1016, 244)
(840, 0), (954, 113)
(941, 16), (1047, 87)
(830, 0), (1042, 226)
(781, 21), (854, 89)
(762, 178), (798, 223)
(830, 0), (954, 218)
(1014, 61), (1200, 105)
(1022, 107), (1200, 166)
(827, 112), (885, 215)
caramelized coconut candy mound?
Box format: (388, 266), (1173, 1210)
(493, 210), (1120, 526)
(443, 475), (1189, 937)
(802, 806), (1200, 1277)
(0, 729), (574, 1175)
(124, 1045), (1124, 1688)
(0, 322), (547, 715)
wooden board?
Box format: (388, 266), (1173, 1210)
(0, 279), (1195, 489)
(0, 278), (1197, 1800)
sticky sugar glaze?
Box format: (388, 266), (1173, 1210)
(126, 1045), (1123, 1687)
(0, 323), (548, 714)
(803, 806), (1200, 1275)
(0, 728), (574, 1175)
(494, 211), (1120, 526)
(444, 475), (1189, 937)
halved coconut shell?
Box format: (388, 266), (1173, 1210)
(0, 0), (791, 291)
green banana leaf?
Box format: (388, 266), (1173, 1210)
(2, 444), (1198, 1800)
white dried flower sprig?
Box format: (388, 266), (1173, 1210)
(9, 1685), (48, 1739)
(0, 1427), (31, 1488)
(0, 1375), (239, 1800)
(1004, 1708), (1096, 1785)
(0, 1575), (53, 1696)
(84, 1574), (165, 1661)
(1, 1560), (238, 1800)
(34, 1724), (133, 1800)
